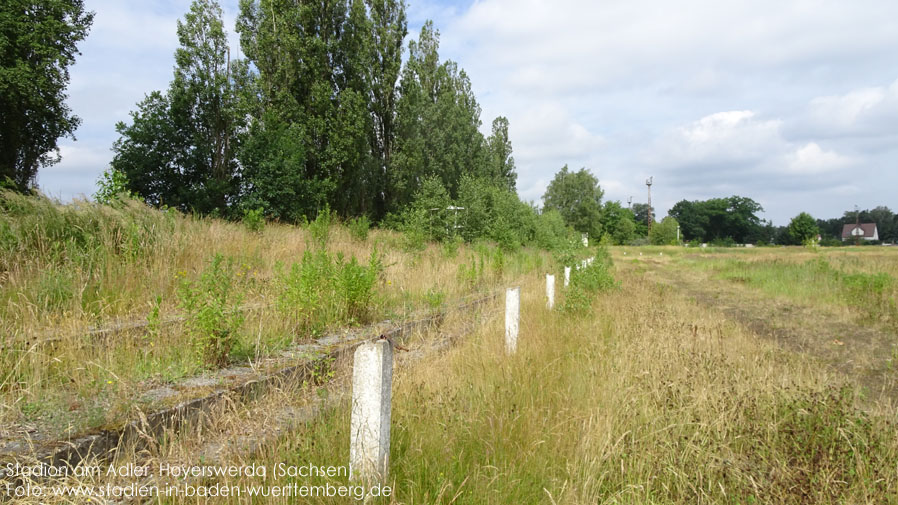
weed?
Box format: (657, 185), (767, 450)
(347, 215), (370, 242)
(241, 207), (265, 233)
(307, 205), (333, 248)
(423, 288), (446, 311)
(178, 254), (244, 368)
(276, 249), (383, 335)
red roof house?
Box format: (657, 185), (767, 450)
(841, 223), (879, 241)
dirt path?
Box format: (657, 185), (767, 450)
(619, 254), (898, 405)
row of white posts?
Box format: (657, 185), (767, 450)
(349, 256), (594, 484)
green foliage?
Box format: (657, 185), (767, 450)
(94, 168), (136, 205)
(600, 201), (636, 245)
(391, 21), (491, 209)
(347, 215), (371, 242)
(177, 254), (244, 368)
(241, 207), (265, 233)
(669, 196), (764, 243)
(307, 205), (333, 248)
(456, 254), (483, 289)
(0, 0), (94, 191)
(412, 176), (452, 242)
(275, 249), (383, 336)
(533, 209), (572, 250)
(649, 216), (680, 245)
(485, 116), (516, 191)
(237, 0), (406, 220)
(561, 253), (617, 314)
(423, 288), (446, 311)
(112, 0), (244, 215)
(542, 165), (604, 239)
(788, 212), (820, 245)
(398, 208), (429, 252)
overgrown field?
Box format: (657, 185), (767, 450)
(0, 193), (555, 438)
(622, 246), (898, 329)
(3, 196), (898, 504)
(125, 248), (896, 504)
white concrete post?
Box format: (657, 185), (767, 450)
(350, 340), (393, 484)
(505, 287), (520, 354)
(545, 274), (555, 310)
(582, 233), (589, 247)
(564, 267), (571, 287)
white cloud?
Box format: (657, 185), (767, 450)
(34, 0), (898, 225)
(786, 143), (853, 175)
(799, 78), (898, 139)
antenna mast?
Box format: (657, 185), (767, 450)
(646, 177), (653, 233)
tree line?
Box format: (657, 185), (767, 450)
(106, 0), (517, 225)
(668, 198), (897, 245)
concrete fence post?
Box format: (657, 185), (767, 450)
(505, 287), (520, 354)
(350, 340), (393, 484)
(564, 267), (571, 287)
(546, 274), (555, 310)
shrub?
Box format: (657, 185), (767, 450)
(307, 205), (333, 248)
(242, 207), (265, 233)
(178, 254), (244, 368)
(562, 252), (618, 314)
(275, 249), (383, 335)
(348, 215), (370, 242)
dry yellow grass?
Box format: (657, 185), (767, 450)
(32, 255), (887, 505)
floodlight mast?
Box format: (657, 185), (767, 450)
(646, 177), (653, 234)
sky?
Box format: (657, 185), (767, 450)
(41, 0), (898, 226)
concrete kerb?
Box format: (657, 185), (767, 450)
(0, 292), (500, 478)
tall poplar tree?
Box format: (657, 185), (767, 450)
(391, 21), (489, 209)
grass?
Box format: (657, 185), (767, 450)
(635, 246), (898, 329)
(0, 192), (559, 438)
(4, 196), (898, 503)
(73, 250), (895, 505)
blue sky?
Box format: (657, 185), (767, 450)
(41, 0), (898, 225)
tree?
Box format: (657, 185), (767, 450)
(668, 199), (707, 242)
(112, 0), (243, 213)
(0, 0), (93, 191)
(391, 21), (489, 209)
(486, 116), (516, 191)
(364, 0), (407, 218)
(237, 0), (382, 219)
(600, 201), (636, 245)
(868, 206), (895, 243)
(787, 212), (819, 245)
(668, 195), (763, 243)
(631, 202), (652, 236)
(542, 165), (604, 239)
(649, 216), (680, 245)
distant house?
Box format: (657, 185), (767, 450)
(841, 223), (879, 241)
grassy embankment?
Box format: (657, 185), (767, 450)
(0, 192), (553, 438)
(126, 250), (897, 504)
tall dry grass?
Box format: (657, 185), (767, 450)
(0, 192), (553, 438)
(124, 258), (898, 504)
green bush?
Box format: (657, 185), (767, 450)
(562, 252), (618, 314)
(307, 205), (333, 248)
(178, 254), (244, 368)
(275, 249), (383, 335)
(348, 215), (370, 242)
(241, 207), (265, 233)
